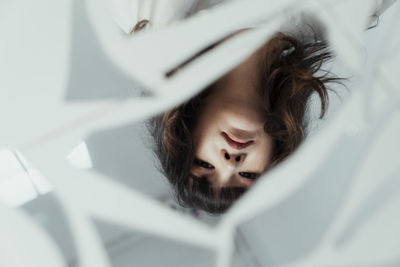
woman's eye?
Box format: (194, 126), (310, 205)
(194, 159), (214, 169)
(239, 172), (259, 180)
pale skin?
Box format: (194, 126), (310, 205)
(191, 48), (273, 188)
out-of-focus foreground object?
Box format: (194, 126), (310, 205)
(0, 0), (399, 267)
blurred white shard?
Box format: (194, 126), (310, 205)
(14, 151), (53, 195)
(66, 142), (93, 170)
(0, 150), (52, 207)
(112, 0), (199, 34)
(0, 149), (38, 206)
(0, 205), (66, 267)
(27, 169), (54, 195)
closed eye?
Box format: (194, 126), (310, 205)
(238, 172), (260, 180)
(194, 158), (214, 169)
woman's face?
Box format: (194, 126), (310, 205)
(191, 49), (273, 188)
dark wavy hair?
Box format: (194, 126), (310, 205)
(148, 31), (341, 214)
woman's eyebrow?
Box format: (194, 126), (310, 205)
(189, 171), (212, 180)
(189, 173), (201, 179)
(194, 157), (213, 164)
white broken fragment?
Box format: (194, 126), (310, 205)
(0, 205), (66, 267)
(66, 142), (94, 170)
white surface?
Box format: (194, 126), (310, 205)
(0, 0), (399, 267)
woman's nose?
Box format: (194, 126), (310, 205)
(221, 150), (245, 165)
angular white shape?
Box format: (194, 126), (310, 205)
(0, 150), (38, 207)
(66, 142), (93, 170)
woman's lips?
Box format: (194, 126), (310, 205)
(222, 132), (254, 150)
